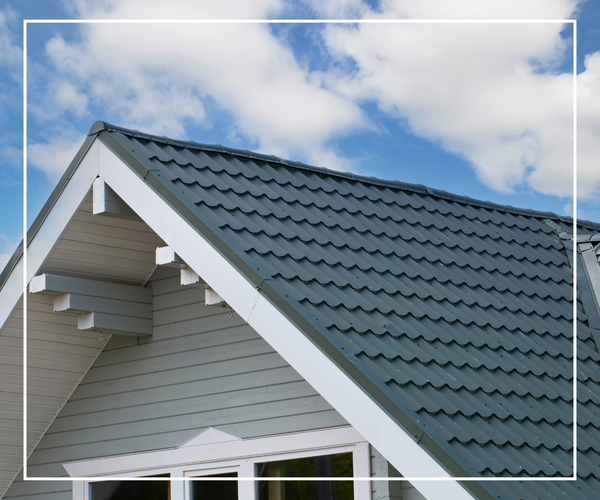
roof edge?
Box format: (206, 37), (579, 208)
(0, 133), (99, 293)
(89, 121), (599, 229)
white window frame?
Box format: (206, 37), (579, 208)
(65, 427), (370, 500)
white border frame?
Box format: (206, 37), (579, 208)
(64, 427), (371, 500)
(19, 17), (578, 494)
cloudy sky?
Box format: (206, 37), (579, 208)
(1, 0), (599, 270)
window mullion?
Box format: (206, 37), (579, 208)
(72, 479), (85, 500)
(238, 458), (255, 500)
(170, 469), (185, 500)
(353, 443), (371, 500)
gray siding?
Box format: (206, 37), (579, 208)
(0, 294), (107, 499)
(5, 267), (348, 499)
(0, 193), (166, 498)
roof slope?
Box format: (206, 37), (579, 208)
(43, 122), (600, 498)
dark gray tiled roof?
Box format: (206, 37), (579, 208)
(94, 122), (600, 500)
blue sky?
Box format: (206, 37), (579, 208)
(1, 0), (600, 270)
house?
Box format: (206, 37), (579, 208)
(0, 121), (599, 500)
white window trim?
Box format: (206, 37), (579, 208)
(64, 427), (370, 500)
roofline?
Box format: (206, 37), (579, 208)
(89, 120), (600, 229)
(97, 129), (495, 500)
(2, 119), (598, 293)
(0, 134), (98, 293)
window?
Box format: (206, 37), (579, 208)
(256, 452), (354, 500)
(90, 474), (170, 500)
(66, 427), (370, 500)
(191, 472), (238, 500)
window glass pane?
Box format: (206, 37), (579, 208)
(256, 453), (353, 500)
(90, 474), (170, 500)
(192, 472), (238, 500)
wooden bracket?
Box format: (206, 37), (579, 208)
(156, 246), (187, 269)
(29, 274), (153, 336)
(93, 178), (141, 221)
(155, 247), (205, 286)
(205, 286), (227, 307)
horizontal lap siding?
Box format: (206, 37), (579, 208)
(0, 294), (107, 500)
(1, 199), (167, 500)
(5, 268), (347, 499)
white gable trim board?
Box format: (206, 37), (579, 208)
(0, 141), (99, 329)
(64, 427), (371, 500)
(0, 136), (478, 500)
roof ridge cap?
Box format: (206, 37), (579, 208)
(89, 121), (600, 228)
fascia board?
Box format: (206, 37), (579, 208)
(0, 139), (100, 328)
(0, 134), (98, 294)
(96, 138), (491, 500)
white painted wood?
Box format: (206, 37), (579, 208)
(93, 177), (140, 221)
(97, 142), (474, 500)
(205, 287), (226, 307)
(72, 481), (84, 500)
(171, 469), (185, 500)
(29, 275), (53, 295)
(180, 428), (241, 448)
(0, 140), (99, 328)
(78, 311), (152, 337)
(156, 247), (187, 269)
(63, 426), (364, 476)
(353, 442), (371, 499)
(71, 439), (370, 500)
(180, 267), (200, 286)
(237, 461), (254, 500)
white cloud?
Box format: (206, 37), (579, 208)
(55, 81), (89, 118)
(28, 132), (86, 180)
(1, 145), (21, 170)
(375, 0), (578, 20)
(577, 51), (600, 201)
(317, 0), (600, 199)
(33, 0), (600, 200)
(41, 1), (366, 168)
(0, 7), (22, 80)
(304, 0), (369, 18)
(66, 0), (284, 19)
